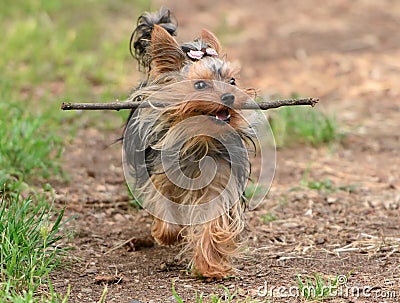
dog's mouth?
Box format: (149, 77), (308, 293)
(210, 109), (231, 123)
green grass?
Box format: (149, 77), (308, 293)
(303, 178), (356, 193)
(0, 0), (147, 131)
(297, 273), (350, 301)
(1, 0), (151, 300)
(172, 282), (260, 303)
(0, 103), (63, 192)
(244, 181), (267, 202)
(269, 105), (340, 147)
(260, 213), (277, 224)
(0, 194), (69, 302)
(299, 166), (357, 193)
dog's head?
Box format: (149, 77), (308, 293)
(145, 25), (255, 132)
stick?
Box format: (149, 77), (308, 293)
(254, 98), (319, 110)
(61, 97), (319, 111)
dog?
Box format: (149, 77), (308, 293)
(123, 8), (259, 279)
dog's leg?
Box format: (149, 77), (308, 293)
(192, 216), (233, 279)
(146, 176), (183, 246)
(190, 203), (243, 279)
(151, 218), (182, 246)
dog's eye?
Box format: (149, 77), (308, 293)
(229, 78), (236, 86)
(194, 80), (208, 90)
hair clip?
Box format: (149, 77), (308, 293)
(187, 50), (204, 60)
(205, 48), (218, 57)
(187, 48), (219, 60)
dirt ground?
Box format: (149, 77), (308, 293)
(52, 1), (399, 302)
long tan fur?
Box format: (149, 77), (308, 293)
(125, 10), (256, 279)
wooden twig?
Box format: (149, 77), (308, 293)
(61, 97), (319, 111)
(253, 98), (319, 110)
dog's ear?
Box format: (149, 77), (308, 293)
(200, 29), (222, 55)
(150, 25), (185, 76)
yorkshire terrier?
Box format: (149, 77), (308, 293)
(123, 8), (259, 279)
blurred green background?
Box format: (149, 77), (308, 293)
(0, 0), (153, 190)
(0, 1), (151, 301)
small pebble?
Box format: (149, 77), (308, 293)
(113, 213), (125, 222)
(159, 263), (167, 271)
(85, 268), (97, 274)
(327, 197), (338, 204)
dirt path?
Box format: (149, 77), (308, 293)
(53, 1), (399, 302)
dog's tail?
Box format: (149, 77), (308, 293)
(130, 8), (178, 70)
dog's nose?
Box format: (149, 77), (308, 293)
(221, 93), (235, 106)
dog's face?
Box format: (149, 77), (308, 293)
(148, 25), (254, 132)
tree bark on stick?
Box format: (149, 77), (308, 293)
(61, 97), (318, 111)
